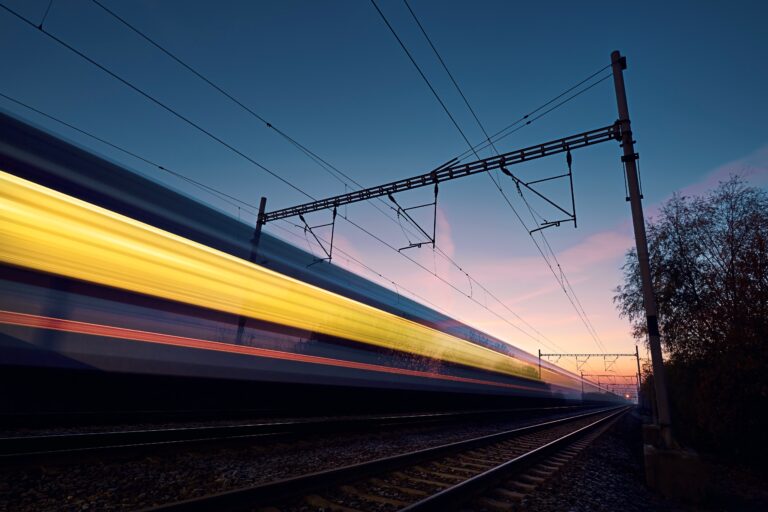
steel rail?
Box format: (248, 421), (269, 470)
(0, 405), (589, 461)
(140, 405), (625, 511)
(401, 406), (629, 511)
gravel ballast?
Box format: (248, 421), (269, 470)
(0, 409), (594, 511)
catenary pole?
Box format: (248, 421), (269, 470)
(611, 50), (672, 446)
(538, 349), (542, 379)
(635, 345), (643, 407)
(235, 197), (268, 344)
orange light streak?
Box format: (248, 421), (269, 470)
(0, 310), (540, 391)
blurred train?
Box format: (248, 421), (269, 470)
(0, 111), (615, 415)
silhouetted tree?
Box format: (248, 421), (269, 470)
(615, 176), (768, 361)
(615, 176), (768, 462)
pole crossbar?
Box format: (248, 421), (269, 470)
(261, 123), (620, 223)
(581, 374), (638, 380)
(539, 353), (635, 357)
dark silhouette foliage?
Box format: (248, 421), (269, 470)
(615, 176), (768, 463)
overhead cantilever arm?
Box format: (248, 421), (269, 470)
(260, 122), (622, 224)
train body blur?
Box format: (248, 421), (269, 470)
(0, 112), (614, 414)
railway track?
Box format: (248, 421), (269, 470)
(0, 405), (590, 462)
(142, 405), (628, 511)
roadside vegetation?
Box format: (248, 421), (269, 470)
(614, 176), (767, 465)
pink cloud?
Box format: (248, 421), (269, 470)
(678, 144), (768, 198)
(644, 144), (768, 221)
(557, 230), (634, 272)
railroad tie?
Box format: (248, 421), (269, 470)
(339, 484), (409, 507)
(392, 471), (449, 489)
(369, 477), (428, 497)
(508, 479), (537, 492)
(304, 494), (362, 512)
(432, 461), (476, 475)
(462, 453), (509, 464)
(492, 487), (526, 501)
(475, 495), (517, 512)
(520, 473), (545, 484)
(412, 465), (465, 482)
(461, 453), (505, 465)
(455, 457), (494, 470)
(528, 467), (554, 478)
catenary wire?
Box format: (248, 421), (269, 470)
(452, 66), (612, 162)
(89, 0), (357, 192)
(371, 0), (578, 350)
(0, 84), (474, 332)
(403, 0), (499, 157)
(94, 0), (606, 353)
(370, 0), (479, 158)
(376, 3), (607, 352)
(90, 0), (443, 253)
(0, 2), (314, 201)
(37, 0), (54, 28)
(399, 2), (572, 350)
(87, 0), (566, 348)
(4, 2), (606, 353)
(0, 92), (254, 215)
(273, 220), (452, 316)
(468, 73), (613, 159)
(0, 91), (453, 326)
(0, 90), (559, 351)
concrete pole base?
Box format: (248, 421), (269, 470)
(643, 426), (708, 503)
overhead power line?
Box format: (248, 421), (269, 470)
(0, 2), (313, 200)
(370, 0), (479, 158)
(37, 0), (54, 28)
(0, 89), (562, 352)
(0, 91), (451, 324)
(89, 0), (464, 272)
(370, 1), (567, 351)
(0, 92), (251, 214)
(90, 0), (361, 193)
(371, 1), (608, 353)
(84, 0), (566, 350)
(91, 0), (597, 355)
(402, 0), (499, 157)
(398, 1), (603, 352)
(452, 67), (612, 163)
(2, 2), (583, 353)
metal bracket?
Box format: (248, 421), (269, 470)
(299, 205), (338, 266)
(388, 173), (439, 252)
(621, 152), (643, 201)
(604, 355), (619, 372)
(621, 153), (639, 163)
(575, 355), (591, 372)
(500, 148), (577, 234)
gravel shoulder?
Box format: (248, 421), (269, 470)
(520, 411), (768, 512)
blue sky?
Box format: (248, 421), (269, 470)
(2, 0), (766, 375)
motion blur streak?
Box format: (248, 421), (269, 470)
(0, 309), (538, 391)
(0, 170), (542, 381)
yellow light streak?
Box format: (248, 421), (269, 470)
(0, 170), (568, 385)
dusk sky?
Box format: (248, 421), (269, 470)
(2, 0), (766, 379)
